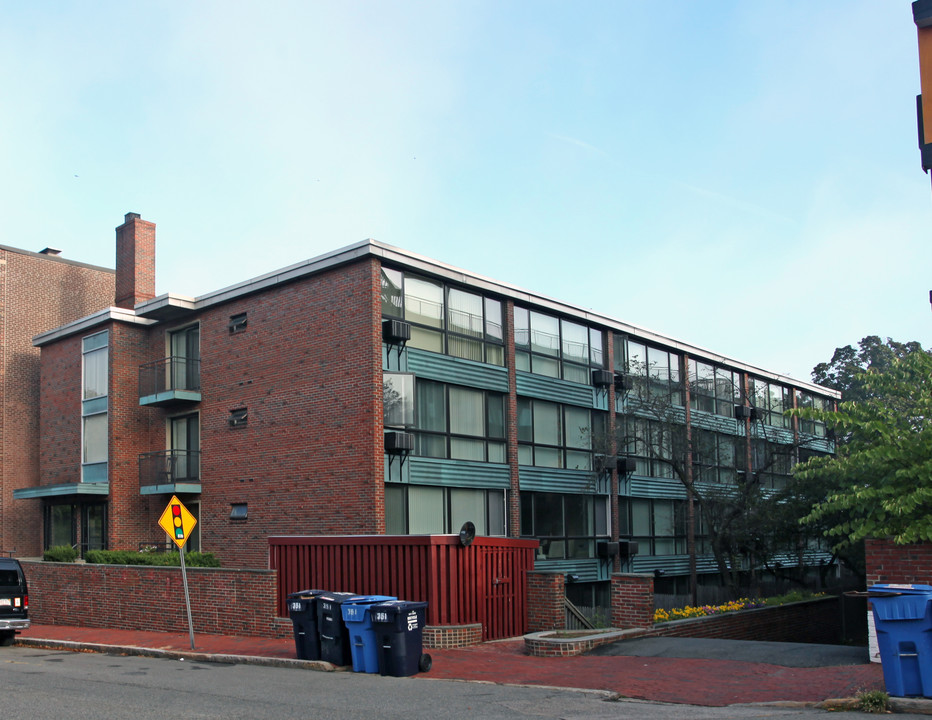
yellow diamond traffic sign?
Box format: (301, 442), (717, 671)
(158, 495), (197, 549)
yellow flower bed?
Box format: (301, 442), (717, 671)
(653, 592), (824, 624)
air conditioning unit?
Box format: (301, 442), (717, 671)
(617, 540), (639, 557)
(613, 374), (629, 392)
(616, 456), (637, 474)
(749, 407), (761, 420)
(382, 319), (411, 344)
(384, 431), (415, 454)
(592, 369), (614, 387)
(734, 405), (752, 419)
(597, 541), (619, 558)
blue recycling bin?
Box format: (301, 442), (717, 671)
(341, 595), (398, 673)
(317, 592), (395, 667)
(371, 600), (432, 677)
(286, 589), (326, 660)
(869, 584), (932, 698)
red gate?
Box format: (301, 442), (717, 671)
(268, 535), (538, 641)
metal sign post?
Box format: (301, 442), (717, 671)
(158, 495), (198, 650)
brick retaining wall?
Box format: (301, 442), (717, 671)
(22, 561), (290, 639)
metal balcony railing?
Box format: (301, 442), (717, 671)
(138, 356), (201, 399)
(138, 449), (201, 489)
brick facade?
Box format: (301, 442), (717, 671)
(527, 571), (566, 632)
(22, 560), (289, 639)
(611, 572), (654, 629)
(0, 246), (114, 556)
(865, 538), (932, 586)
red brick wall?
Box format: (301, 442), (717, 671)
(2, 248), (115, 556)
(119, 258), (386, 567)
(866, 538), (932, 586)
(648, 597), (840, 643)
(527, 571), (566, 631)
(611, 573), (654, 629)
(114, 214), (155, 309)
(22, 560), (288, 638)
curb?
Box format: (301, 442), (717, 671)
(16, 637), (338, 672)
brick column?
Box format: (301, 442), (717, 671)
(611, 572), (654, 629)
(527, 571), (566, 632)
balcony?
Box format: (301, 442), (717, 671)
(139, 356), (201, 407)
(139, 449), (201, 495)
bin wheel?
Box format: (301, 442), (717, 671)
(418, 653), (432, 673)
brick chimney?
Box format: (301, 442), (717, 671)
(115, 212), (156, 309)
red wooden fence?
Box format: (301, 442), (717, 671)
(268, 535), (538, 641)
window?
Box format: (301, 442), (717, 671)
(748, 377), (792, 428)
(692, 430), (738, 485)
(517, 398), (596, 470)
(620, 339), (683, 406)
(170, 414), (200, 482)
(384, 484), (505, 536)
(520, 492), (609, 560)
(230, 503), (248, 520)
(752, 439), (794, 490)
(44, 503), (76, 550)
(413, 381), (506, 462)
(796, 391), (832, 437)
(618, 416), (675, 479)
(169, 324), (200, 392)
(619, 498), (688, 556)
(228, 312), (247, 333)
(514, 308), (604, 382)
(383, 372), (415, 428)
(81, 503), (107, 553)
(688, 359), (738, 417)
(82, 332), (108, 482)
(380, 268), (504, 365)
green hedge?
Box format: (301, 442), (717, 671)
(43, 545), (78, 562)
(83, 550), (220, 567)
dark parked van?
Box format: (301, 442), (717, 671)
(0, 557), (29, 645)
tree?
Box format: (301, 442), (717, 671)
(811, 336), (928, 404)
(794, 350), (932, 548)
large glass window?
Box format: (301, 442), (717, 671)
(796, 391), (832, 437)
(692, 430), (738, 485)
(169, 324), (200, 391)
(620, 339), (683, 406)
(82, 332), (108, 482)
(44, 503), (75, 550)
(517, 398), (595, 470)
(748, 378), (792, 428)
(170, 414), (200, 482)
(619, 498), (688, 556)
(380, 268), (504, 365)
(752, 439), (795, 490)
(688, 359), (738, 417)
(619, 416), (676, 479)
(413, 381), (506, 463)
(514, 308), (604, 383)
(383, 372), (415, 428)
(520, 492), (609, 559)
(385, 484), (506, 536)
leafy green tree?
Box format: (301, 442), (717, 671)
(811, 336), (927, 403)
(794, 350), (932, 547)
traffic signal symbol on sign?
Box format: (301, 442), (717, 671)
(158, 496), (197, 549)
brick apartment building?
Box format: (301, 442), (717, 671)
(15, 213), (839, 605)
(0, 243), (115, 555)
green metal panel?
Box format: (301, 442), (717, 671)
(800, 436), (834, 454)
(689, 411), (743, 436)
(408, 457), (510, 489)
(140, 483), (202, 496)
(628, 477), (688, 499)
(13, 483), (109, 499)
(624, 398), (687, 425)
(532, 558), (605, 583)
(632, 554), (719, 574)
(407, 349), (509, 392)
(515, 371), (595, 408)
(519, 466), (603, 494)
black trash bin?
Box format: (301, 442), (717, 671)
(286, 589), (326, 660)
(371, 600), (432, 677)
(318, 593), (394, 666)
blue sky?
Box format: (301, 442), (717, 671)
(1, 2), (929, 383)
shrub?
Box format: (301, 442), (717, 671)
(43, 545), (78, 563)
(654, 591), (825, 624)
(856, 690), (889, 713)
(83, 550), (220, 567)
